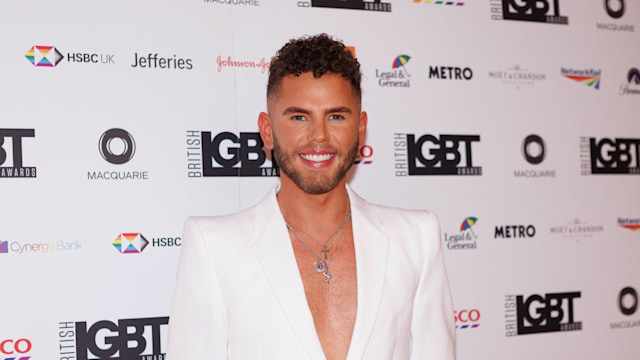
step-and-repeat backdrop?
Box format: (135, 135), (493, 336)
(1, 0), (639, 359)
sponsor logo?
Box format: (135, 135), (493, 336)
(515, 134), (555, 178)
(59, 317), (168, 360)
(88, 129), (149, 180)
(505, 292), (581, 336)
(298, 0), (391, 12)
(113, 233), (149, 254)
(455, 309), (480, 329)
(217, 55), (270, 73)
(444, 217), (478, 250)
(495, 225), (536, 238)
(550, 218), (604, 238)
(25, 45), (63, 67)
(611, 287), (640, 329)
(131, 53), (193, 70)
(490, 0), (568, 24)
(0, 241), (7, 253)
(581, 137), (640, 175)
(415, 0), (465, 6)
(618, 218), (640, 232)
(606, 0), (625, 18)
(1, 338), (32, 359)
(597, 0), (634, 32)
(0, 240), (82, 254)
(186, 130), (279, 177)
(393, 133), (481, 176)
(488, 64), (546, 89)
(620, 68), (640, 96)
(376, 55), (412, 88)
(0, 129), (36, 178)
(204, 0), (260, 5)
(561, 68), (601, 89)
(354, 145), (373, 165)
(428, 65), (473, 80)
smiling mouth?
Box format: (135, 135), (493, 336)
(300, 153), (334, 162)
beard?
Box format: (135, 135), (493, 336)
(272, 135), (359, 195)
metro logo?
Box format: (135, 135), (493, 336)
(25, 45), (64, 67)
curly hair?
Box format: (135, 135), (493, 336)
(267, 33), (362, 105)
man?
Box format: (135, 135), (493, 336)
(168, 34), (455, 359)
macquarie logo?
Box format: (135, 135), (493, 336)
(376, 55), (412, 88)
(298, 0), (391, 12)
(490, 0), (568, 24)
(428, 65), (473, 81)
(59, 317), (168, 360)
(25, 45), (63, 67)
(580, 137), (640, 175)
(186, 130), (279, 177)
(113, 233), (149, 254)
(561, 68), (601, 90)
(611, 287), (640, 329)
(597, 0), (634, 32)
(393, 133), (481, 176)
(515, 134), (556, 178)
(505, 292), (581, 336)
(0, 129), (36, 178)
(88, 128), (149, 180)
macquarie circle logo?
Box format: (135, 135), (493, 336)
(26, 45), (63, 67)
(619, 68), (640, 96)
(376, 55), (412, 88)
(88, 128), (149, 180)
(597, 0), (634, 32)
(0, 129), (36, 178)
(1, 338), (32, 359)
(611, 287), (640, 329)
(490, 0), (568, 24)
(515, 134), (556, 178)
(186, 130), (279, 177)
(505, 292), (582, 336)
(58, 317), (168, 360)
(298, 0), (391, 12)
(580, 137), (640, 175)
(393, 133), (481, 176)
(113, 233), (149, 254)
(561, 68), (601, 90)
(444, 217), (478, 250)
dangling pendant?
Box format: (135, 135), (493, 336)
(314, 259), (328, 273)
(323, 271), (331, 283)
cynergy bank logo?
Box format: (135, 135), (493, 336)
(376, 55), (412, 88)
(505, 292), (582, 336)
(186, 130), (279, 177)
(490, 0), (568, 24)
(561, 68), (601, 90)
(0, 239), (82, 254)
(393, 133), (482, 176)
(0, 129), (36, 178)
(298, 0), (392, 12)
(580, 137), (640, 175)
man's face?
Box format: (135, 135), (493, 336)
(259, 72), (367, 195)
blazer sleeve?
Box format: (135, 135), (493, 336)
(409, 211), (456, 359)
(167, 216), (229, 359)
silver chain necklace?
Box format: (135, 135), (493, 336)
(284, 210), (351, 283)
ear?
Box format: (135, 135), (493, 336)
(358, 111), (368, 147)
(258, 112), (274, 150)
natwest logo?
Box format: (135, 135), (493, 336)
(1, 338), (32, 358)
(491, 0), (568, 24)
(581, 137), (640, 175)
(455, 309), (480, 329)
(298, 0), (391, 12)
(186, 130), (279, 177)
(0, 129), (36, 178)
(505, 292), (582, 336)
(394, 133), (481, 176)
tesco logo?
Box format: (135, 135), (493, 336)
(454, 309), (480, 329)
(1, 338), (32, 357)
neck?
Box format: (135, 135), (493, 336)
(276, 175), (351, 236)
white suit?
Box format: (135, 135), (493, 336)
(168, 185), (456, 359)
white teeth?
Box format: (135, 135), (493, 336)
(300, 153), (334, 162)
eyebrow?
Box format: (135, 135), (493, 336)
(281, 106), (353, 116)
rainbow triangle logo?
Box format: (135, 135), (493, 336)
(25, 46), (64, 67)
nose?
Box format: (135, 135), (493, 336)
(308, 119), (329, 143)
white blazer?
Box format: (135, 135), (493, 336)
(168, 186), (456, 359)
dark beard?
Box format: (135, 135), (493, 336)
(272, 135), (358, 195)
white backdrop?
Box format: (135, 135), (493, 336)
(1, 0), (639, 359)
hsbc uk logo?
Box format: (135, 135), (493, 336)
(186, 130), (279, 177)
(393, 133), (481, 176)
(26, 45), (63, 67)
(505, 292), (582, 336)
(490, 0), (568, 25)
(113, 233), (149, 254)
(580, 137), (640, 175)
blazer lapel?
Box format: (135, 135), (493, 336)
(346, 186), (390, 360)
(251, 187), (326, 360)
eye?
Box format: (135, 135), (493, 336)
(291, 115), (306, 121)
(329, 114), (345, 120)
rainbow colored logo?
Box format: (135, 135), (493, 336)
(618, 218), (640, 232)
(0, 241), (8, 254)
(414, 0), (465, 5)
(25, 46), (64, 67)
(113, 233), (149, 254)
(561, 68), (601, 89)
